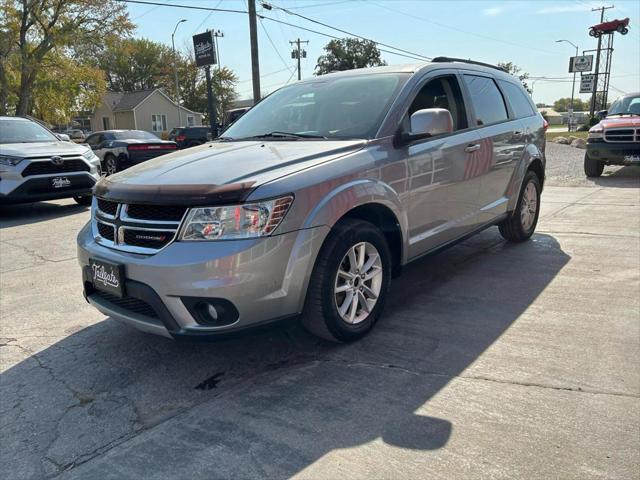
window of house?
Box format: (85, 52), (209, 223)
(406, 75), (468, 132)
(186, 115), (195, 126)
(498, 80), (535, 118)
(463, 75), (508, 126)
(102, 117), (110, 130)
(151, 114), (167, 132)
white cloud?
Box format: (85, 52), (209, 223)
(483, 6), (504, 16)
(536, 4), (592, 14)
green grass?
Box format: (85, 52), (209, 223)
(546, 130), (589, 140)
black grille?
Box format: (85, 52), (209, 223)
(97, 198), (118, 216)
(123, 229), (174, 249)
(97, 221), (115, 241)
(92, 290), (159, 319)
(126, 204), (187, 222)
(22, 159), (89, 177)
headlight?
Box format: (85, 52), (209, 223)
(179, 195), (294, 241)
(0, 155), (24, 166)
(588, 127), (604, 141)
(82, 149), (96, 161)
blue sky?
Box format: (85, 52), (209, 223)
(126, 0), (640, 105)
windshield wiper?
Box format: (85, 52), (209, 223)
(241, 131), (328, 140)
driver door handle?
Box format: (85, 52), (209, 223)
(464, 143), (481, 153)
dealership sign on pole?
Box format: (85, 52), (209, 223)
(580, 74), (596, 93)
(192, 31), (217, 67)
(569, 55), (594, 73)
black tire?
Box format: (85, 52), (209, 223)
(73, 195), (92, 206)
(584, 153), (604, 177)
(103, 155), (118, 176)
(499, 171), (541, 243)
(302, 218), (392, 342)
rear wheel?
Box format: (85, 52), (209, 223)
(584, 153), (604, 177)
(103, 155), (118, 176)
(73, 195), (92, 206)
(302, 218), (391, 342)
(499, 171), (541, 243)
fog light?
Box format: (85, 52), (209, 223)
(182, 297), (239, 327)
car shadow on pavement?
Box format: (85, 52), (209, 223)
(1, 230), (570, 479)
(0, 199), (89, 228)
(589, 166), (640, 188)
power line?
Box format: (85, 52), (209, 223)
(262, 1), (432, 60)
(117, 0), (247, 14)
(258, 18), (295, 74)
(192, 0), (224, 34)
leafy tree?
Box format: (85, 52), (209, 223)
(1, 0), (133, 116)
(497, 62), (531, 93)
(315, 38), (387, 75)
(180, 63), (238, 124)
(553, 97), (589, 112)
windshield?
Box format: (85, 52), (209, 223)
(0, 118), (58, 144)
(223, 73), (409, 140)
(112, 131), (159, 140)
(608, 94), (640, 116)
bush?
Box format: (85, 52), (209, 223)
(578, 124), (590, 132)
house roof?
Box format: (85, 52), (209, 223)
(112, 89), (155, 112)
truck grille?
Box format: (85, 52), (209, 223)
(94, 198), (186, 254)
(604, 128), (639, 143)
(22, 159), (90, 177)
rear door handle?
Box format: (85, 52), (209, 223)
(464, 144), (481, 153)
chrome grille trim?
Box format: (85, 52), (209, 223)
(604, 127), (640, 143)
(92, 198), (188, 255)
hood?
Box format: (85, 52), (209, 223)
(599, 117), (640, 129)
(94, 139), (365, 205)
(0, 141), (90, 158)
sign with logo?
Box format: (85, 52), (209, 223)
(569, 55), (594, 73)
(89, 258), (124, 297)
(192, 31), (216, 67)
(51, 176), (71, 188)
(580, 74), (596, 93)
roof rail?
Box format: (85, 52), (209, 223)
(431, 56), (507, 73)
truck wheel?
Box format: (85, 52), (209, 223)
(499, 171), (541, 243)
(103, 155), (118, 176)
(302, 218), (391, 342)
(584, 153), (604, 177)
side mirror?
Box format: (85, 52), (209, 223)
(395, 108), (454, 147)
(597, 110), (608, 119)
(56, 133), (70, 142)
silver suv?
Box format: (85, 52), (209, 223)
(77, 58), (546, 342)
(0, 117), (101, 205)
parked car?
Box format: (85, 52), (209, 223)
(0, 116), (100, 205)
(223, 107), (251, 128)
(589, 17), (630, 36)
(584, 91), (640, 177)
(84, 130), (178, 175)
(168, 126), (211, 149)
(78, 58), (546, 342)
(66, 129), (86, 142)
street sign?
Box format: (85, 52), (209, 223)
(569, 55), (594, 73)
(580, 74), (595, 93)
(193, 31), (217, 67)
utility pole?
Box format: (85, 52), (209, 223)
(556, 39), (578, 131)
(248, 0), (261, 104)
(205, 65), (217, 138)
(589, 5), (615, 117)
(290, 38), (308, 81)
(171, 19), (187, 128)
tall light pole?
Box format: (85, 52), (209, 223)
(212, 30), (224, 71)
(172, 19), (187, 128)
(556, 39), (578, 131)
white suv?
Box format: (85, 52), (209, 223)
(0, 116), (101, 205)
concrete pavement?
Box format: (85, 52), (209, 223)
(1, 148), (638, 479)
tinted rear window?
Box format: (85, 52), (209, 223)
(498, 80), (535, 118)
(463, 75), (508, 126)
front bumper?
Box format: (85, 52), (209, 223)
(77, 222), (329, 338)
(586, 141), (640, 165)
(0, 172), (99, 204)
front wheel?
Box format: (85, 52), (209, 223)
(584, 153), (604, 177)
(103, 155), (118, 176)
(73, 195), (92, 206)
(499, 171), (541, 243)
(302, 218), (392, 342)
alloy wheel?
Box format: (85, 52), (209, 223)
(334, 241), (383, 324)
(105, 157), (117, 176)
(520, 181), (538, 232)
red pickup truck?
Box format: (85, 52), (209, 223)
(589, 18), (630, 37)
